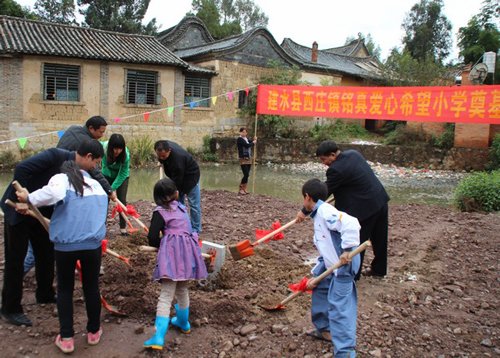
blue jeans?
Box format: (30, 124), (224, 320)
(24, 241), (35, 274)
(180, 183), (202, 233)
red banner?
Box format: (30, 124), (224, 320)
(256, 84), (500, 124)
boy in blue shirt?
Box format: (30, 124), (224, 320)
(302, 179), (361, 358)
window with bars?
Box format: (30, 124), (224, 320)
(184, 75), (210, 108)
(238, 88), (253, 109)
(126, 70), (160, 105)
(43, 63), (80, 101)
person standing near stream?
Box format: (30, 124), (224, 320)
(236, 127), (257, 195)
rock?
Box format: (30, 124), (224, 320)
(134, 326), (144, 334)
(288, 342), (298, 351)
(481, 338), (493, 347)
(232, 338), (240, 346)
(271, 324), (285, 333)
(221, 340), (233, 352)
(239, 323), (257, 336)
(369, 348), (382, 357)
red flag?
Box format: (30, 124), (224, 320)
(143, 112), (150, 122)
(101, 239), (108, 253)
(245, 87), (249, 96)
(255, 220), (285, 242)
(288, 276), (312, 294)
(125, 204), (140, 218)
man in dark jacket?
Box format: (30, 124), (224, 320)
(57, 116), (108, 151)
(0, 141), (112, 326)
(297, 140), (389, 280)
(154, 140), (202, 233)
(56, 115), (113, 196)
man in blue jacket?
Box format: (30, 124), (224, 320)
(0, 140), (113, 326)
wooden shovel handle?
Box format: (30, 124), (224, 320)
(11, 181), (50, 231)
(5, 199), (51, 228)
(277, 240), (371, 307)
(254, 219), (297, 246)
(309, 240), (372, 286)
(115, 198), (149, 233)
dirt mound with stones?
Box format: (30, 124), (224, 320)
(0, 190), (499, 357)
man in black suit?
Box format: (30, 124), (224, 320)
(297, 140), (389, 280)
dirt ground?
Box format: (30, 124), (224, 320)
(0, 190), (499, 357)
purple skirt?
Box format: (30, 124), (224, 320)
(153, 233), (208, 281)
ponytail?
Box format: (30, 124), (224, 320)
(60, 160), (89, 197)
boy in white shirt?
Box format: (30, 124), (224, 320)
(302, 179), (360, 358)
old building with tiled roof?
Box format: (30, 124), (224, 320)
(0, 15), (218, 150)
(281, 38), (381, 84)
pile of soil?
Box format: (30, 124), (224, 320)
(0, 190), (498, 357)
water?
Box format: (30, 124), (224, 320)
(0, 163), (460, 207)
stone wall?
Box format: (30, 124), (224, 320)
(213, 137), (490, 171)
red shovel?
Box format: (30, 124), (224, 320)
(260, 241), (371, 311)
(75, 260), (126, 317)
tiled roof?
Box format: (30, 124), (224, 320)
(281, 38), (381, 80)
(174, 27), (297, 65)
(0, 16), (188, 67)
(186, 63), (217, 75)
(157, 16), (214, 50)
(323, 39), (367, 57)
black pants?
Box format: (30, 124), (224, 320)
(56, 247), (101, 338)
(240, 164), (251, 184)
(355, 203), (389, 280)
(1, 217), (55, 314)
(105, 176), (129, 229)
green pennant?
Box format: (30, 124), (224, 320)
(18, 137), (27, 149)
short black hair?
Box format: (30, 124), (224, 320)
(153, 178), (177, 206)
(76, 139), (104, 159)
(85, 116), (107, 130)
(239, 127), (246, 132)
(154, 140), (170, 152)
(302, 178), (328, 202)
(316, 140), (339, 157)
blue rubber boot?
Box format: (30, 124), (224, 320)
(171, 304), (191, 334)
(144, 316), (170, 350)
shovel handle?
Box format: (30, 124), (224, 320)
(275, 241), (371, 308)
(115, 198), (149, 233)
(310, 240), (372, 286)
(11, 181), (50, 232)
(254, 219), (297, 246)
(5, 199), (52, 228)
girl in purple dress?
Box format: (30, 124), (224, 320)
(144, 178), (207, 351)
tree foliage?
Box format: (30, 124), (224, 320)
(402, 0), (451, 63)
(457, 0), (500, 65)
(34, 0), (76, 24)
(77, 0), (158, 35)
(190, 0), (268, 39)
(381, 48), (447, 86)
(0, 0), (37, 19)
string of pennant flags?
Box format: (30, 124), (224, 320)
(0, 84), (258, 149)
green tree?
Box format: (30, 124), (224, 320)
(402, 0), (452, 63)
(78, 0), (158, 35)
(0, 0), (37, 18)
(190, 0), (268, 39)
(345, 33), (382, 60)
(382, 48), (447, 86)
(34, 0), (76, 24)
(457, 0), (500, 66)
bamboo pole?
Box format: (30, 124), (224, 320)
(251, 111), (258, 193)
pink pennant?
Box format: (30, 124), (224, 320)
(226, 91), (234, 101)
(114, 117), (121, 123)
(245, 87), (249, 96)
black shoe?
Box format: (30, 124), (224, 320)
(2, 312), (33, 326)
